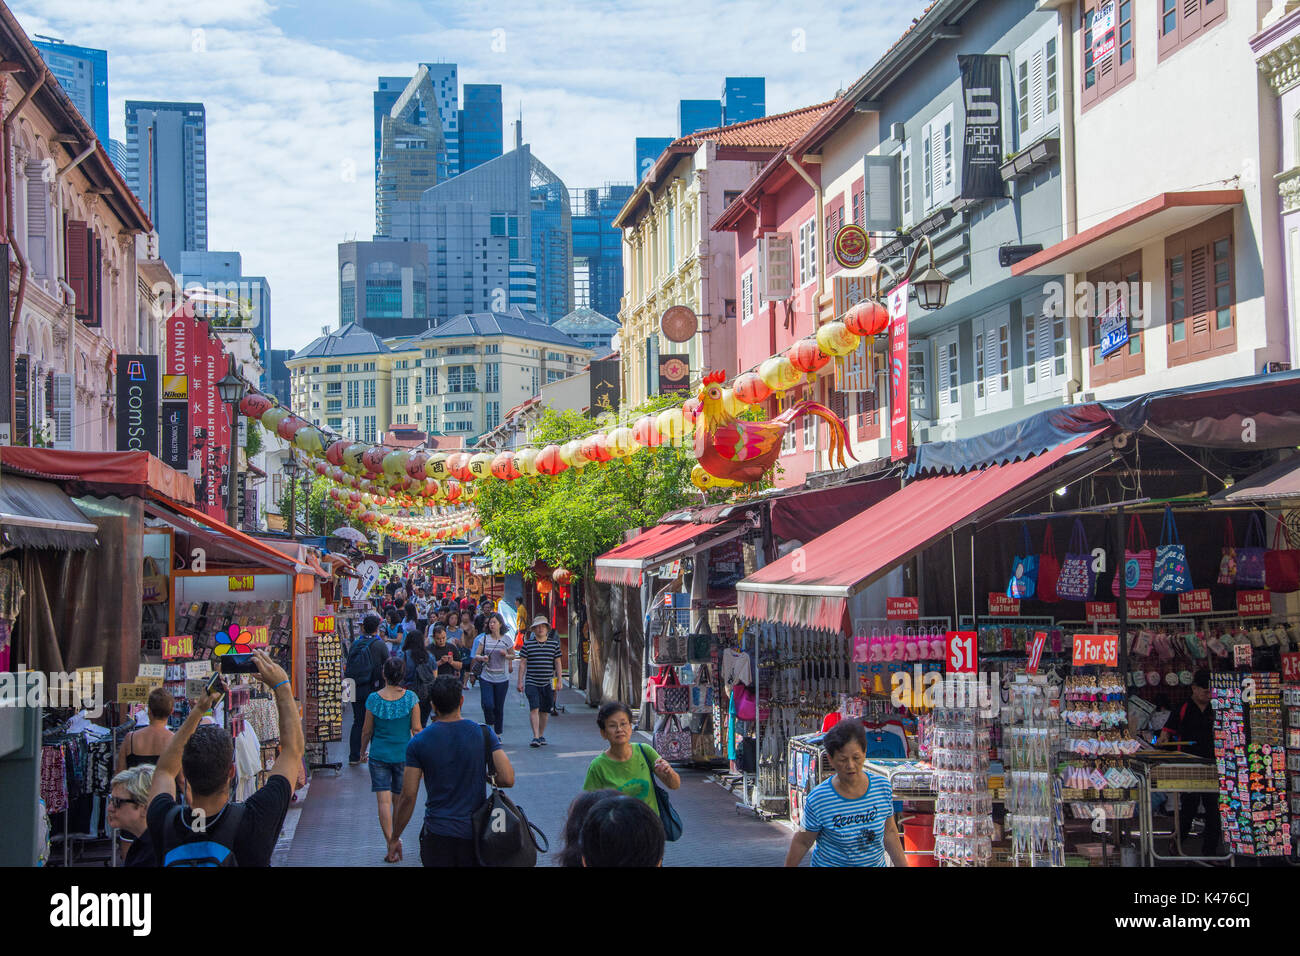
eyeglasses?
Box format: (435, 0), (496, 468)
(108, 796), (139, 809)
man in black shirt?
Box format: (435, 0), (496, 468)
(430, 625), (463, 677)
(1159, 669), (1221, 855)
(146, 651), (305, 866)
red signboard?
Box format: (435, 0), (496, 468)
(246, 625), (270, 647)
(886, 596), (919, 620)
(1237, 589), (1272, 618)
(1234, 643), (1253, 668)
(945, 631), (978, 673)
(161, 635), (193, 660)
(1282, 652), (1300, 682)
(888, 281), (910, 462)
(1177, 589), (1213, 615)
(1127, 597), (1162, 620)
(1073, 633), (1119, 668)
(313, 615), (336, 634)
(1085, 601), (1117, 622)
(1026, 631), (1047, 675)
(988, 592), (1021, 616)
(167, 303), (233, 522)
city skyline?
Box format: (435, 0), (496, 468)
(11, 0), (929, 350)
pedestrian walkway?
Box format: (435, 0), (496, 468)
(278, 681), (791, 866)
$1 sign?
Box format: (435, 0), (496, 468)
(945, 631), (978, 674)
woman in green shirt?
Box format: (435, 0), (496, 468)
(582, 701), (680, 813)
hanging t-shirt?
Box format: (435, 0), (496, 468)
(582, 745), (661, 814)
(801, 772), (894, 867)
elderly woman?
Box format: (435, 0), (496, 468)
(109, 765), (157, 866)
(784, 718), (907, 867)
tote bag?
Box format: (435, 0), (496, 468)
(142, 557), (169, 605)
(1265, 521), (1300, 594)
(1055, 520), (1096, 602)
(652, 715), (692, 764)
(1236, 514), (1267, 589)
(1110, 514), (1154, 600)
(1037, 523), (1061, 603)
(1007, 524), (1039, 599)
(1217, 518), (1238, 587)
(1153, 505), (1192, 594)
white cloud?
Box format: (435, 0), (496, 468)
(15, 0), (929, 350)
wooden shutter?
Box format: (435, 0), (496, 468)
(52, 373), (73, 449)
(1166, 213), (1233, 367)
(14, 355), (29, 444)
(824, 196), (845, 274)
(985, 321), (1003, 409)
(24, 163), (48, 277)
(66, 219), (90, 319)
(936, 332), (957, 419)
(90, 234), (104, 328)
(1027, 43), (1047, 144)
(850, 177), (864, 226)
(1158, 0), (1181, 58)
(863, 154), (900, 231)
(922, 124), (934, 210)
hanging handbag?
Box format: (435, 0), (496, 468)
(1236, 513), (1268, 589)
(472, 726), (549, 866)
(653, 667), (691, 715)
(1037, 523), (1061, 603)
(1153, 505), (1193, 594)
(142, 556), (169, 605)
(652, 628), (688, 665)
(1110, 514), (1154, 599)
(689, 665), (714, 713)
(734, 682), (757, 721)
(1265, 520), (1300, 594)
(652, 715), (692, 764)
(1007, 523), (1039, 599)
(1055, 520), (1096, 602)
(1217, 518), (1239, 586)
(639, 743), (683, 840)
(688, 632), (713, 662)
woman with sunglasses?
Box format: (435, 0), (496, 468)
(108, 765), (157, 866)
(784, 718), (907, 867)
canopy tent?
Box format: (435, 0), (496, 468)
(594, 520), (747, 588)
(0, 474), (98, 551)
(736, 429), (1113, 630)
(144, 496), (299, 575)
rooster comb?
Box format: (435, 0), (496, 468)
(704, 370), (726, 385)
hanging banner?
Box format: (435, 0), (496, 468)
(658, 354), (691, 396)
(160, 401), (188, 471)
(167, 304), (232, 521)
(888, 281), (910, 461)
(957, 54), (1007, 200)
(589, 357), (620, 415)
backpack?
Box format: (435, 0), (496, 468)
(161, 802), (246, 867)
(345, 636), (379, 687)
(404, 650), (437, 702)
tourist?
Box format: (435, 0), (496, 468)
(146, 651), (305, 866)
(429, 625), (463, 678)
(108, 765), (157, 867)
(400, 627), (436, 727)
(518, 615), (563, 747)
(346, 614), (391, 765)
(385, 608), (404, 649)
(115, 688), (175, 773)
(1158, 669), (1221, 855)
(388, 675), (515, 866)
(402, 604), (420, 641)
(582, 700), (680, 809)
(445, 609), (464, 651)
(513, 597), (527, 650)
(472, 612), (516, 736)
(579, 794), (664, 867)
(784, 718), (907, 867)
(556, 789), (619, 867)
(360, 656), (421, 863)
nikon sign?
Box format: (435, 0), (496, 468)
(116, 354), (159, 455)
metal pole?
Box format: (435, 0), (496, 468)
(289, 470), (297, 540)
(1117, 504), (1129, 668)
(226, 428), (239, 528)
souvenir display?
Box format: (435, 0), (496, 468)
(304, 620), (343, 743)
(1002, 678), (1064, 866)
(1213, 672), (1292, 857)
(930, 706), (994, 866)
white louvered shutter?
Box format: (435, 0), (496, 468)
(25, 163), (49, 278)
(52, 374), (74, 449)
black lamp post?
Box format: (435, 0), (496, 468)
(282, 450), (301, 539)
(215, 359), (246, 528)
(878, 234), (952, 311)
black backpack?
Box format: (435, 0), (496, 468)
(344, 636), (379, 687)
(403, 650), (437, 702)
(160, 802), (246, 867)
(471, 725), (548, 866)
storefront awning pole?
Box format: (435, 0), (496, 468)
(969, 530), (976, 629)
(1117, 503), (1129, 674)
(949, 530), (958, 629)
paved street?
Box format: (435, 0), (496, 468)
(278, 682), (792, 866)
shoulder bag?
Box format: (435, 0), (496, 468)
(1236, 513), (1268, 589)
(639, 743), (683, 841)
(1217, 518), (1239, 586)
(1153, 505), (1193, 594)
(1037, 523), (1061, 603)
(1265, 520), (1300, 594)
(1055, 520), (1096, 602)
(471, 725), (548, 867)
(1007, 523), (1039, 600)
(1110, 514), (1153, 599)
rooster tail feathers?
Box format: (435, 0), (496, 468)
(788, 401), (856, 466)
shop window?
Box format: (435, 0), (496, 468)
(1080, 0), (1136, 112)
(798, 218), (817, 287)
(972, 311), (1012, 415)
(1165, 211), (1235, 367)
(1158, 0), (1225, 61)
(1086, 250), (1144, 386)
(1014, 20), (1061, 149)
(922, 104), (956, 211)
(1023, 292), (1069, 403)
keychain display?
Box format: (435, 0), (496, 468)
(1002, 678), (1064, 866)
(930, 706), (994, 866)
(1214, 672), (1292, 857)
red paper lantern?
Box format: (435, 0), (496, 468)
(536, 444), (569, 476)
(581, 433), (612, 464)
(843, 298), (890, 337)
(733, 372), (772, 406)
(632, 415), (664, 448)
(362, 445), (391, 476)
(490, 452), (519, 481)
(788, 337), (831, 377)
(405, 451), (428, 481)
(239, 392), (274, 419)
(444, 480), (462, 504)
(553, 567), (572, 586)
(276, 415), (309, 441)
(447, 453), (474, 482)
(536, 578), (553, 596)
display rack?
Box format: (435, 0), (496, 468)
(1002, 676), (1064, 867)
(930, 705), (994, 866)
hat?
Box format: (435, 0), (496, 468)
(530, 615), (551, 629)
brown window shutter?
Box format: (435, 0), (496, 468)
(851, 177), (865, 226)
(1181, 0), (1203, 42)
(66, 219), (89, 318)
(1210, 230), (1235, 354)
(91, 233), (104, 328)
(1116, 3), (1137, 84)
(1166, 232), (1188, 365)
(1186, 238), (1212, 359)
(1202, 0), (1225, 29)
(824, 197), (845, 274)
(1157, 0), (1181, 59)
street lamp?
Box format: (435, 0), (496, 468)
(215, 359), (246, 528)
(282, 450), (301, 539)
(880, 234), (953, 312)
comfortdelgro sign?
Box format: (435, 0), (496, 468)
(116, 354), (159, 455)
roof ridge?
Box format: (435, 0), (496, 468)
(673, 99), (838, 147)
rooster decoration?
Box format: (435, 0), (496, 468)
(693, 370), (853, 484)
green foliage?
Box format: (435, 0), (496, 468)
(476, 394), (737, 574)
(276, 474), (367, 539)
(245, 418), (263, 458)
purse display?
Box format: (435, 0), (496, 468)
(1109, 514), (1153, 599)
(1055, 520), (1096, 602)
(1152, 505), (1192, 594)
(142, 556), (169, 605)
(652, 629), (688, 665)
(1236, 513), (1267, 589)
(653, 667), (691, 715)
(688, 632), (714, 662)
(1007, 523), (1038, 599)
(1217, 518), (1238, 586)
(653, 715), (692, 763)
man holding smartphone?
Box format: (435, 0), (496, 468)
(145, 651), (304, 866)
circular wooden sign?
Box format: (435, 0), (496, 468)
(660, 305), (699, 342)
(832, 223), (870, 269)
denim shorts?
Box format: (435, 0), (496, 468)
(368, 759), (405, 793)
(524, 683), (555, 713)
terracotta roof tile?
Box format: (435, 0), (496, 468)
(673, 101), (837, 150)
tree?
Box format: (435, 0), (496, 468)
(276, 474), (368, 539)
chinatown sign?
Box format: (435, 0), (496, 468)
(166, 304), (232, 521)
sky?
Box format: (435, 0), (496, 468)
(16, 0), (932, 352)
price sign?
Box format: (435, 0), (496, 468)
(161, 635), (193, 660)
(185, 678), (209, 699)
(228, 575), (255, 592)
(887, 596), (919, 620)
(1026, 631), (1048, 675)
(313, 615), (336, 634)
(945, 631), (978, 674)
(185, 660), (213, 678)
(245, 625), (270, 647)
(1282, 652), (1300, 682)
(137, 663), (166, 679)
(987, 593), (1021, 616)
(1237, 590), (1272, 617)
(1086, 601), (1117, 622)
(138, 675), (164, 690)
(1127, 598), (1162, 620)
(1177, 589), (1213, 614)
(75, 666), (103, 682)
(117, 682), (151, 706)
(1072, 633), (1119, 667)
(1234, 643), (1253, 668)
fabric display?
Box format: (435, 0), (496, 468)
(787, 732), (831, 827)
(1266, 521), (1300, 594)
(241, 696), (280, 743)
(1153, 506), (1192, 594)
(1235, 514), (1268, 589)
(1109, 514), (1153, 599)
(652, 630), (688, 666)
(650, 667), (690, 715)
(1037, 523), (1061, 603)
(1213, 672), (1292, 857)
(1007, 524), (1038, 599)
(721, 646), (753, 688)
(40, 746), (67, 813)
(1056, 520), (1096, 601)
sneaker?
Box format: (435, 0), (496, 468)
(348, 759), (360, 766)
(538, 736), (547, 745)
(529, 738), (541, 748)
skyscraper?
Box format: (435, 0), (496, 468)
(125, 101), (207, 272)
(33, 37), (109, 145)
(571, 184), (634, 320)
(178, 250), (272, 367)
(459, 84), (504, 174)
(375, 67), (448, 238)
(337, 239), (430, 339)
(374, 63), (459, 177)
(679, 99), (722, 137)
(721, 77), (766, 124)
(635, 136), (674, 183)
(530, 176), (572, 323)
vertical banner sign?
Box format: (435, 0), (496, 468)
(115, 354), (159, 455)
(888, 281), (910, 461)
(589, 357), (620, 416)
(161, 373), (189, 470)
(958, 54), (1007, 200)
(657, 354), (691, 395)
(834, 276), (875, 393)
(167, 304), (231, 521)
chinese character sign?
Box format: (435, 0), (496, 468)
(888, 281), (910, 462)
(166, 303), (233, 522)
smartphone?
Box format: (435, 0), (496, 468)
(217, 655), (260, 674)
(205, 672), (227, 701)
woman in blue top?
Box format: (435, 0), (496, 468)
(361, 656), (422, 862)
(784, 719), (907, 867)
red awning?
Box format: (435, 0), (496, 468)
(735, 430), (1110, 630)
(595, 521), (731, 588)
(147, 494), (298, 574)
(0, 448), (196, 505)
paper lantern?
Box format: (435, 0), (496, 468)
(445, 481), (463, 504)
(260, 407), (290, 433)
(536, 578), (553, 596)
(815, 321), (859, 358)
(444, 453), (471, 482)
(758, 355), (802, 396)
(606, 427), (639, 458)
(378, 514), (391, 527)
(682, 397), (701, 426)
(788, 337), (831, 379)
(560, 439), (590, 469)
(553, 567), (572, 586)
(513, 447), (540, 478)
(382, 449), (410, 481)
(656, 407), (690, 446)
(361, 445), (391, 476)
(325, 440), (350, 467)
(469, 452), (495, 481)
(276, 415), (309, 441)
(581, 433), (612, 464)
(536, 444), (569, 476)
(632, 415), (664, 449)
(844, 298), (890, 337)
(342, 443), (369, 474)
(239, 392), (274, 419)
(425, 453), (450, 480)
(422, 478), (440, 498)
(721, 388), (748, 418)
(490, 452), (519, 481)
(293, 426), (325, 457)
(733, 372), (772, 406)
(314, 461), (329, 477)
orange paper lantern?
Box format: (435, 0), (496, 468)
(844, 298), (890, 337)
(788, 337), (831, 378)
(733, 372), (772, 406)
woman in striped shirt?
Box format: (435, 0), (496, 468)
(784, 719), (907, 867)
